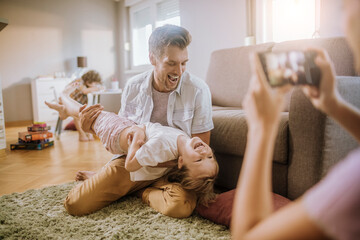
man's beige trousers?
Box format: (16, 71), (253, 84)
(64, 157), (197, 218)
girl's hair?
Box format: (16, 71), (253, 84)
(81, 70), (102, 86)
(166, 156), (219, 207)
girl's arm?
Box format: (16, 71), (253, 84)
(124, 125), (146, 172)
(231, 54), (329, 239)
(79, 84), (104, 94)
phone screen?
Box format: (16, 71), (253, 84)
(258, 51), (321, 87)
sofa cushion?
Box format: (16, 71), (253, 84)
(272, 37), (356, 76)
(211, 107), (289, 164)
(288, 76), (360, 199)
(205, 43), (275, 108)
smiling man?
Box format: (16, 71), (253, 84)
(119, 25), (213, 142)
(66, 25), (214, 218)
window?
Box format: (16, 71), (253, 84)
(156, 0), (180, 27)
(127, 0), (180, 69)
(131, 6), (152, 67)
(257, 0), (320, 43)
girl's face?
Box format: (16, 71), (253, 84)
(343, 0), (360, 71)
(178, 137), (218, 179)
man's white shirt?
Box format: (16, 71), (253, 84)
(119, 70), (214, 136)
(111, 70), (214, 172)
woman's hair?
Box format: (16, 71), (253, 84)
(149, 24), (192, 58)
(166, 156), (219, 206)
(81, 70), (102, 86)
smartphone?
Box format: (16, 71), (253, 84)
(258, 50), (321, 87)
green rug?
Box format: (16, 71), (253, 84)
(0, 182), (230, 239)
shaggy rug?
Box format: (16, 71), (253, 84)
(0, 182), (230, 239)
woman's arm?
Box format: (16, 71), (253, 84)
(302, 49), (360, 143)
(232, 127), (328, 239)
(231, 54), (328, 239)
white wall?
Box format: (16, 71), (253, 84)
(0, 0), (118, 122)
(320, 0), (344, 37)
(0, 0), (345, 122)
(180, 0), (247, 80)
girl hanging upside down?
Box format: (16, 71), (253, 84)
(45, 82), (218, 217)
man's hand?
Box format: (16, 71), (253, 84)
(79, 104), (104, 134)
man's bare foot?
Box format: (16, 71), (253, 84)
(75, 171), (96, 181)
(45, 101), (68, 120)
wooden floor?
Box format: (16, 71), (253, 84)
(0, 121), (113, 196)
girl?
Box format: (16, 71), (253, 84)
(46, 84), (218, 215)
(66, 70), (103, 141)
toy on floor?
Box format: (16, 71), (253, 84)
(10, 122), (54, 150)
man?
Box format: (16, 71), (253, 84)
(64, 25), (214, 218)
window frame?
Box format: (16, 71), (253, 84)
(126, 0), (180, 72)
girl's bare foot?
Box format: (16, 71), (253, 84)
(86, 133), (95, 141)
(79, 133), (90, 142)
(45, 101), (68, 120)
(75, 171), (96, 181)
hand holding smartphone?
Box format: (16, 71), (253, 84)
(258, 50), (322, 88)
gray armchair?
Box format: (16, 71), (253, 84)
(206, 37), (360, 199)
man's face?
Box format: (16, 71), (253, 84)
(151, 45), (188, 93)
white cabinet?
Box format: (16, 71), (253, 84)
(0, 76), (5, 150)
(31, 77), (71, 122)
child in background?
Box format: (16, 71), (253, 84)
(45, 84), (219, 216)
(66, 70), (103, 141)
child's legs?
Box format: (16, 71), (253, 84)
(141, 177), (197, 218)
(73, 118), (90, 141)
(93, 112), (135, 155)
(64, 156), (152, 216)
(59, 94), (83, 119)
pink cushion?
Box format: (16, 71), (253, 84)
(64, 120), (77, 131)
(196, 189), (291, 227)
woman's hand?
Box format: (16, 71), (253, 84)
(243, 53), (291, 133)
(301, 48), (342, 116)
(79, 104), (104, 134)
